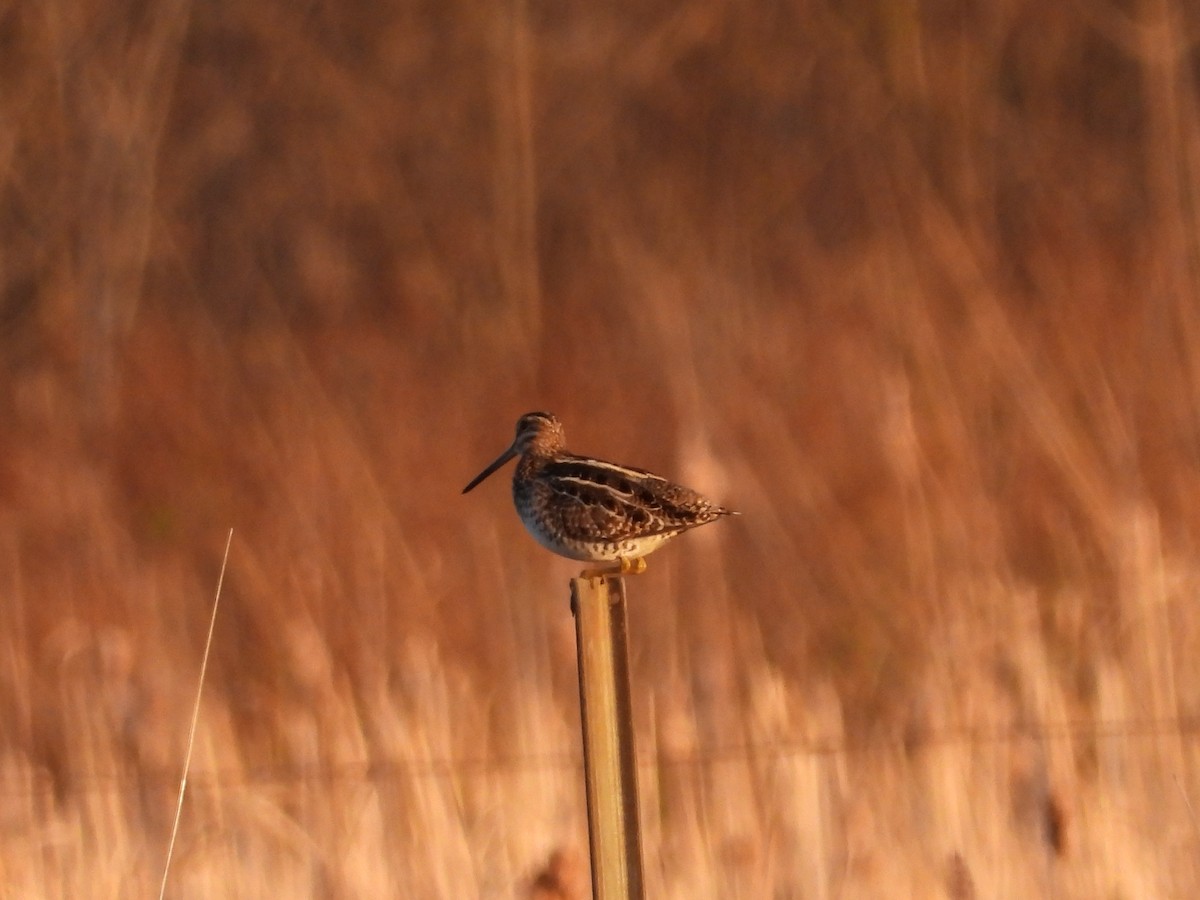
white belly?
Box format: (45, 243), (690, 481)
(519, 516), (677, 562)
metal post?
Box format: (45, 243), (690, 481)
(571, 576), (645, 900)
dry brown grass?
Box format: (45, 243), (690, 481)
(3, 0), (1200, 896)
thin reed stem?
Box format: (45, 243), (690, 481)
(158, 528), (233, 899)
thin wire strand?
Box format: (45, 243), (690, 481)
(158, 528), (233, 900)
(11, 713), (1193, 802)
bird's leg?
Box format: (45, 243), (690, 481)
(620, 557), (647, 576)
(579, 557), (647, 582)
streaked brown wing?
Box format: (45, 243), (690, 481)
(541, 455), (719, 541)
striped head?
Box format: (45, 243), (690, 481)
(512, 411), (566, 456)
(462, 411), (566, 494)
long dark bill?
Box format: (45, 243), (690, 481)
(462, 446), (518, 494)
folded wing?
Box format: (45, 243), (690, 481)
(541, 455), (730, 542)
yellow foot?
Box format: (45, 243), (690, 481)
(579, 557), (647, 581)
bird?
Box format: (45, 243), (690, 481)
(462, 411), (738, 577)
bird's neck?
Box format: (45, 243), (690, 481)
(515, 451), (556, 481)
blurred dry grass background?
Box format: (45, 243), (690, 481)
(2, 0), (1200, 896)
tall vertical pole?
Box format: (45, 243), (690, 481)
(571, 576), (645, 900)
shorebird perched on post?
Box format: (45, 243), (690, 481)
(463, 412), (738, 577)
